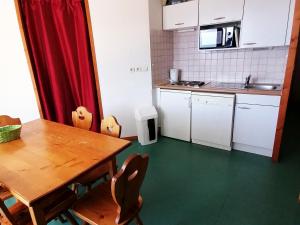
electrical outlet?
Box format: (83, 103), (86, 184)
(130, 68), (136, 73)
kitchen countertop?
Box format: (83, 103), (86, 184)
(156, 82), (282, 96)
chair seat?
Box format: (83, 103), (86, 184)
(73, 182), (118, 225)
(73, 182), (142, 225)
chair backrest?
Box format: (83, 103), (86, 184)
(0, 115), (21, 127)
(72, 106), (93, 130)
(111, 154), (149, 224)
(100, 116), (121, 138)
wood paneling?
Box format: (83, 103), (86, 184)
(272, 0), (300, 162)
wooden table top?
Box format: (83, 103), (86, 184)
(0, 119), (131, 206)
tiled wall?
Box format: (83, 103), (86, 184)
(150, 30), (173, 85)
(152, 30), (289, 85)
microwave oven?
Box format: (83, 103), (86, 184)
(199, 26), (239, 49)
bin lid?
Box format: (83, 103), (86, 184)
(135, 106), (158, 121)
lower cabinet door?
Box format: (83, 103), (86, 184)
(233, 104), (279, 150)
(160, 90), (191, 141)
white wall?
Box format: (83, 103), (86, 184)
(0, 1), (40, 123)
(88, 0), (153, 137)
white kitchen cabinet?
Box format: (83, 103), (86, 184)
(233, 94), (280, 157)
(192, 93), (235, 150)
(160, 90), (191, 141)
(163, 0), (198, 30)
(240, 0), (291, 48)
(198, 0), (244, 26)
(286, 0), (296, 45)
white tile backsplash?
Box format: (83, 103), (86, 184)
(151, 30), (289, 85)
(150, 30), (173, 85)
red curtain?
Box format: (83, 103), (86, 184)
(19, 0), (100, 131)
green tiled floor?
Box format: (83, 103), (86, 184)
(5, 114), (300, 225)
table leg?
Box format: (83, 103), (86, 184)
(109, 156), (117, 177)
(29, 206), (47, 225)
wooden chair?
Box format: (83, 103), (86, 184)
(0, 187), (78, 225)
(73, 154), (149, 225)
(0, 185), (13, 202)
(0, 115), (21, 127)
(74, 116), (122, 192)
(72, 106), (93, 130)
(101, 116), (121, 138)
(0, 116), (21, 201)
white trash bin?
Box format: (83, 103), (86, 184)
(135, 106), (158, 145)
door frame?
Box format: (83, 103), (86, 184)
(272, 0), (300, 162)
(14, 0), (44, 118)
(14, 0), (104, 121)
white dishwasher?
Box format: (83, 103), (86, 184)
(191, 92), (235, 150)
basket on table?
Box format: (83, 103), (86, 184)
(0, 125), (22, 143)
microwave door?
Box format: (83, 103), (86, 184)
(200, 29), (218, 49)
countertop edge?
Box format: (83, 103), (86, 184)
(155, 84), (282, 96)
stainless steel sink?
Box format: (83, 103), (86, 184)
(245, 84), (281, 91)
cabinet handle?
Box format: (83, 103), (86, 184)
(238, 106), (251, 110)
(175, 22), (184, 26)
(243, 42), (257, 46)
(214, 17), (226, 20)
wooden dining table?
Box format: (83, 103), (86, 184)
(0, 119), (131, 225)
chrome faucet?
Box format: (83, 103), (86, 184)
(244, 75), (252, 88)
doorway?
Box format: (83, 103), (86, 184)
(15, 0), (103, 132)
(280, 36), (300, 161)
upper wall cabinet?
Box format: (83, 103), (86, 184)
(163, 0), (198, 30)
(198, 0), (245, 26)
(286, 0), (296, 45)
(240, 0), (291, 48)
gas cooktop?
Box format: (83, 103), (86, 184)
(172, 81), (206, 88)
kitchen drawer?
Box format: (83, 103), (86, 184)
(236, 94), (281, 106)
